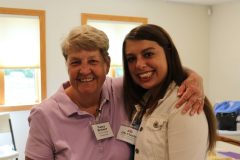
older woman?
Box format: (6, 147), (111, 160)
(25, 25), (204, 160)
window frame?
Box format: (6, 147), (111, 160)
(81, 13), (148, 77)
(0, 7), (46, 112)
(81, 13), (148, 25)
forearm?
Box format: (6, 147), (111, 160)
(183, 66), (193, 76)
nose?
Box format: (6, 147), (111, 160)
(135, 57), (147, 69)
(78, 63), (91, 75)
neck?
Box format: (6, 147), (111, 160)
(65, 86), (101, 115)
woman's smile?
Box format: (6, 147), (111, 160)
(76, 75), (95, 83)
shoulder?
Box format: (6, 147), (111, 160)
(152, 83), (180, 115)
(29, 98), (57, 123)
(104, 77), (123, 92)
(163, 84), (207, 124)
(29, 83), (67, 121)
(105, 76), (123, 86)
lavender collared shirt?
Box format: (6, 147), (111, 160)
(25, 77), (131, 160)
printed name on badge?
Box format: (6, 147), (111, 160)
(117, 125), (138, 145)
(91, 122), (114, 140)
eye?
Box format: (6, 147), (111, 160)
(143, 51), (154, 58)
(89, 59), (99, 65)
(69, 60), (80, 66)
(126, 56), (136, 63)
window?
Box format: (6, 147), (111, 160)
(81, 13), (148, 77)
(0, 7), (46, 112)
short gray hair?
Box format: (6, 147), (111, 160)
(61, 25), (109, 61)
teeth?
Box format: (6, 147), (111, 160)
(81, 78), (93, 82)
(77, 77), (94, 82)
(139, 72), (152, 78)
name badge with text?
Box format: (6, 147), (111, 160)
(91, 122), (114, 140)
(117, 125), (138, 145)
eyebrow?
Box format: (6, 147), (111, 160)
(125, 47), (155, 56)
(126, 47), (155, 55)
(69, 54), (98, 60)
(142, 47), (155, 53)
(68, 57), (79, 61)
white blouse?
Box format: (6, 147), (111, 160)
(134, 83), (209, 160)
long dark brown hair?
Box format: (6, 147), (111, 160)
(122, 24), (216, 150)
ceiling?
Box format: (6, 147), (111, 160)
(165, 0), (235, 5)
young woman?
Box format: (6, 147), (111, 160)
(122, 24), (217, 160)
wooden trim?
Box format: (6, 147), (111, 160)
(81, 13), (148, 25)
(0, 105), (33, 112)
(39, 10), (47, 100)
(217, 135), (240, 146)
(0, 7), (44, 16)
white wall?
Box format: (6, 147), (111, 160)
(209, 1), (240, 103)
(10, 111), (30, 160)
(0, 0), (211, 159)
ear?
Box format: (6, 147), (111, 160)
(105, 56), (111, 74)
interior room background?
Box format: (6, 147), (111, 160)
(0, 0), (239, 159)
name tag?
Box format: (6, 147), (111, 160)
(117, 125), (138, 145)
(91, 122), (114, 140)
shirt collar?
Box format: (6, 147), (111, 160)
(54, 81), (109, 117)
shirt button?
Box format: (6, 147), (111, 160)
(153, 121), (159, 128)
(135, 148), (139, 154)
(139, 127), (143, 131)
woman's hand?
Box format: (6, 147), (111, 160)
(176, 69), (205, 115)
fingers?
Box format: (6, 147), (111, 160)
(176, 85), (193, 108)
(181, 100), (193, 114)
(177, 82), (187, 97)
(196, 97), (204, 114)
(190, 96), (204, 115)
(180, 95), (205, 115)
(180, 93), (197, 115)
(176, 71), (205, 115)
(176, 83), (205, 115)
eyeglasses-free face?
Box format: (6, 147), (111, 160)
(125, 40), (168, 90)
(66, 49), (110, 97)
